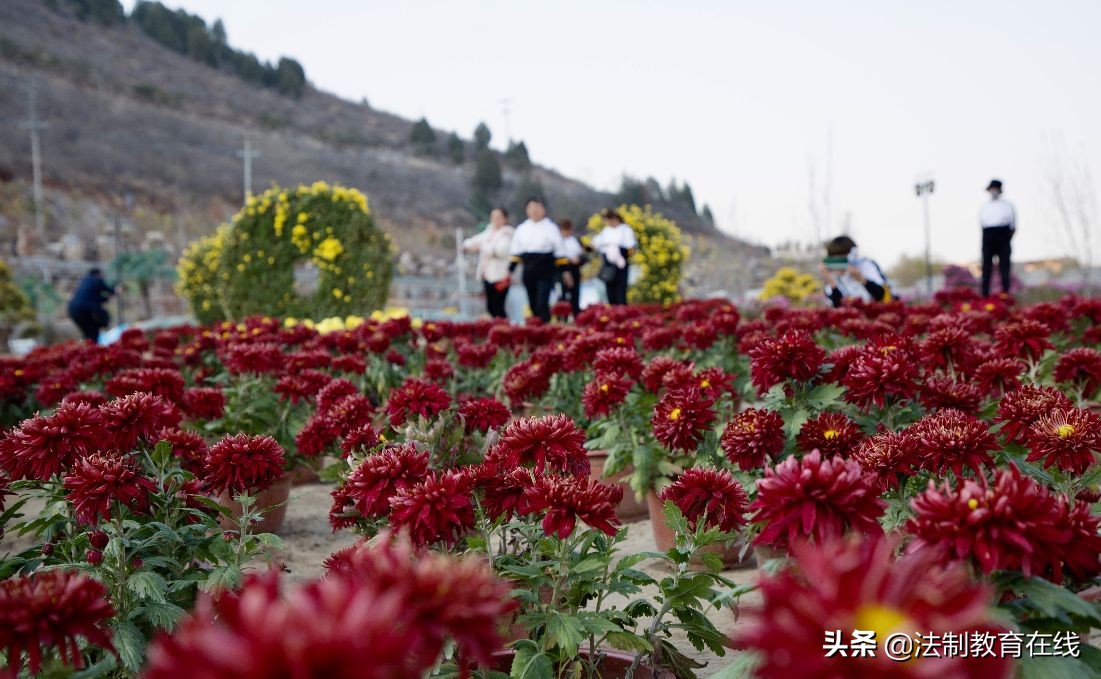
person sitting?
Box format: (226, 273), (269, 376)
(818, 236), (891, 308)
(68, 268), (115, 342)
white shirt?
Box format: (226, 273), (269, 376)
(463, 224), (514, 282)
(980, 198), (1016, 229)
(592, 224), (638, 268)
(561, 235), (584, 263)
(825, 255), (888, 303)
(509, 218), (566, 258)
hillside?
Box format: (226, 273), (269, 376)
(0, 0), (771, 301)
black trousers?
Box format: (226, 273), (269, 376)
(559, 265), (581, 316)
(520, 253), (556, 322)
(604, 255), (629, 306)
(981, 226), (1013, 296)
(69, 306), (108, 342)
(482, 280), (508, 318)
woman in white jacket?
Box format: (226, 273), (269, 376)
(463, 207), (515, 318)
(592, 209), (637, 305)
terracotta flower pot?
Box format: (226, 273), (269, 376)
(752, 543), (787, 564)
(646, 491), (754, 568)
(287, 462), (321, 486)
(588, 450), (648, 522)
(216, 476), (292, 534)
(489, 648), (673, 678)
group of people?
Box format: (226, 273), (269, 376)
(462, 198), (637, 321)
(818, 178), (1017, 308)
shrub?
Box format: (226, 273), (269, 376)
(177, 183), (393, 321)
(758, 267), (820, 304)
(586, 204), (688, 305)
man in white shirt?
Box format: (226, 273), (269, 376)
(980, 179), (1016, 297)
(508, 197), (568, 322)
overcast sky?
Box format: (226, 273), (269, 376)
(131, 0), (1101, 267)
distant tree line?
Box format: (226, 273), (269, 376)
(45, 0), (307, 98)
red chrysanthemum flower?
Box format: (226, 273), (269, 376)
(993, 319), (1053, 361)
(660, 468), (748, 533)
(63, 452), (157, 525)
(466, 464), (533, 522)
(339, 424), (383, 457)
(659, 361), (697, 393)
(457, 397), (510, 433)
(316, 379), (359, 413)
(639, 356), (685, 393)
(995, 385), (1073, 444)
(105, 367), (186, 404)
(220, 342), (285, 375)
(750, 450), (885, 550)
(484, 415), (589, 476)
(294, 413), (340, 458)
(907, 466), (1067, 577)
(651, 387), (716, 453)
(60, 390), (108, 408)
(1048, 497), (1101, 583)
(592, 346), (644, 380)
(273, 370), (332, 405)
(919, 327), (979, 374)
(0, 401), (106, 481)
(919, 375), (983, 415)
(455, 341), (497, 369)
(0, 570), (115, 677)
(796, 411), (865, 458)
(204, 434), (286, 495)
(971, 358), (1024, 397)
(841, 343), (920, 410)
(720, 408), (785, 471)
(522, 474), (622, 539)
(423, 358), (455, 382)
(748, 330), (825, 394)
(501, 358), (551, 404)
(1025, 407), (1101, 474)
(389, 471), (476, 547)
(325, 394), (376, 436)
(386, 378), (452, 427)
(329, 443), (428, 529)
(182, 387), (225, 421)
(156, 428), (208, 474)
(693, 367), (736, 400)
(738, 535), (1010, 679)
(1054, 347), (1101, 398)
(581, 372), (633, 419)
(850, 431), (919, 491)
(100, 392), (182, 452)
(321, 535), (517, 672)
(906, 409), (998, 478)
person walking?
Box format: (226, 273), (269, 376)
(557, 219), (586, 317)
(68, 268), (115, 343)
(818, 236), (892, 307)
(508, 197), (567, 322)
(980, 178), (1016, 297)
(462, 207), (515, 319)
(592, 209), (636, 305)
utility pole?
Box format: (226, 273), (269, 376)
(236, 134), (260, 203)
(914, 178), (935, 297)
(455, 227), (467, 318)
(19, 82), (48, 244)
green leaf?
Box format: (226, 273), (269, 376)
(805, 382), (845, 410)
(707, 651), (762, 679)
(141, 601), (186, 629)
(202, 565), (242, 592)
(662, 501), (690, 536)
(1017, 654), (1101, 679)
(151, 439), (173, 467)
(605, 631), (653, 653)
(127, 572), (168, 603)
(571, 557), (606, 575)
(783, 408), (810, 441)
(113, 620), (145, 672)
(193, 495), (234, 518)
(510, 640), (554, 679)
(699, 552), (725, 573)
(545, 612), (586, 657)
(254, 532), (285, 549)
(997, 574), (1101, 625)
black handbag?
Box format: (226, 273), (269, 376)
(598, 261), (618, 283)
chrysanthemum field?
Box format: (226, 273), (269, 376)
(3, 290), (1101, 678)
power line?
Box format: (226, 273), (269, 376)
(19, 81), (48, 244)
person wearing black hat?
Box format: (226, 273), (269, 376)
(67, 268), (115, 343)
(979, 179), (1016, 296)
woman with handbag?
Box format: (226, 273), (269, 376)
(462, 207), (515, 318)
(592, 209), (636, 305)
